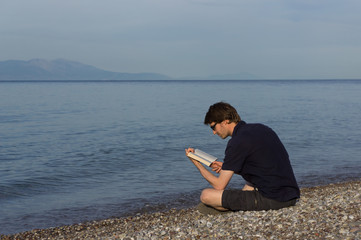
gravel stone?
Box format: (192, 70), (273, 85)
(1, 180), (360, 240)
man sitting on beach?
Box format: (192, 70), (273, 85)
(185, 102), (300, 212)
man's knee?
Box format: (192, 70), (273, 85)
(200, 188), (223, 205)
(200, 188), (228, 211)
(200, 189), (212, 203)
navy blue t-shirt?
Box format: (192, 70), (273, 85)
(222, 121), (300, 202)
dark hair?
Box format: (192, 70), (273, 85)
(204, 102), (241, 125)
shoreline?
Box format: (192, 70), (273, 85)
(2, 180), (360, 239)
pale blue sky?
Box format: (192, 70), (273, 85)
(1, 0), (361, 79)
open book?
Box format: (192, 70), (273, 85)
(186, 149), (218, 167)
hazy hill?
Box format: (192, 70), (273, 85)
(0, 59), (171, 80)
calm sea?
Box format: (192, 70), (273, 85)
(1, 80), (360, 234)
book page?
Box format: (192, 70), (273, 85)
(187, 152), (212, 166)
(194, 149), (218, 162)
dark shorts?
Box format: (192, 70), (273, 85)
(222, 189), (297, 211)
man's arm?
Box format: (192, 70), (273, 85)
(185, 148), (233, 190)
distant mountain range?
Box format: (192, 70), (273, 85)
(0, 59), (259, 80)
(0, 59), (171, 80)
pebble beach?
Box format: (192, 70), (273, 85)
(2, 180), (360, 240)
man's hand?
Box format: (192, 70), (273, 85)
(185, 147), (195, 155)
(185, 148), (202, 168)
(211, 161), (223, 173)
(185, 148), (233, 190)
(185, 148), (199, 165)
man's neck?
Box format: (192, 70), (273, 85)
(226, 122), (238, 137)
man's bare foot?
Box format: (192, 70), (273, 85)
(242, 184), (255, 191)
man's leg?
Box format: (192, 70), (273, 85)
(200, 188), (229, 211)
